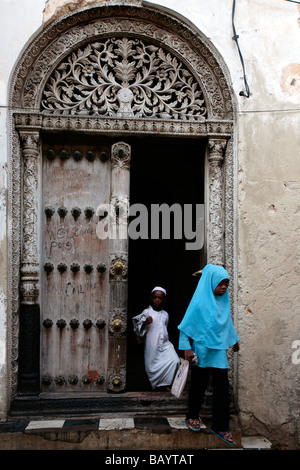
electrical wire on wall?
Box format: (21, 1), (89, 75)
(232, 0), (250, 98)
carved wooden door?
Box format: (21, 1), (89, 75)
(41, 138), (130, 394)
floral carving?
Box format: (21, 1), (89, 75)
(111, 142), (131, 169)
(41, 37), (206, 120)
(109, 253), (128, 280)
(107, 369), (126, 392)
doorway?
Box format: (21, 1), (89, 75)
(127, 137), (206, 391)
(9, 2), (237, 413)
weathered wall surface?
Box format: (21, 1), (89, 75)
(233, 2), (300, 448)
(0, 0), (299, 448)
(238, 111), (300, 447)
(0, 0), (46, 421)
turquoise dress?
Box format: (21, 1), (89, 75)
(178, 264), (239, 369)
(179, 330), (229, 368)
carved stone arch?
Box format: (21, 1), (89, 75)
(8, 3), (237, 409)
(10, 5), (234, 119)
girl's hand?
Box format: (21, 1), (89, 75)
(184, 349), (195, 362)
(232, 342), (239, 352)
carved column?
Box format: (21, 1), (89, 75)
(107, 142), (131, 392)
(207, 138), (227, 266)
(18, 131), (40, 395)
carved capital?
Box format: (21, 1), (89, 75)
(208, 138), (227, 165)
(19, 132), (40, 157)
(20, 263), (39, 304)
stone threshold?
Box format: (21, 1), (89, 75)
(9, 391), (189, 418)
(0, 414), (247, 450)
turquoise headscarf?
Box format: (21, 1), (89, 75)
(178, 264), (239, 350)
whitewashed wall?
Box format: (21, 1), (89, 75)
(0, 0), (46, 421)
(0, 0), (299, 447)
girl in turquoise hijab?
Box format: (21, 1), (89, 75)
(178, 264), (239, 445)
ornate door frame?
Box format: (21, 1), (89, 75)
(8, 3), (237, 410)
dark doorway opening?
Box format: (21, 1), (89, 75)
(127, 137), (206, 391)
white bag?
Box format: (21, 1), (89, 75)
(171, 358), (189, 398)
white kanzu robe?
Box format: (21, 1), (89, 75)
(133, 306), (180, 389)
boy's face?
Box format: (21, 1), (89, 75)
(151, 291), (166, 310)
(214, 279), (229, 296)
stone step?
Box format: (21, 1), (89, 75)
(0, 415), (244, 450)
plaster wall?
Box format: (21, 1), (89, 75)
(0, 0), (46, 421)
(0, 0), (299, 448)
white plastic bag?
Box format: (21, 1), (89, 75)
(171, 358), (189, 398)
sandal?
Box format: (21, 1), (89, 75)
(210, 429), (236, 445)
(185, 418), (202, 432)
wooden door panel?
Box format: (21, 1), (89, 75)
(41, 142), (110, 392)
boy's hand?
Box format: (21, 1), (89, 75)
(144, 316), (153, 325)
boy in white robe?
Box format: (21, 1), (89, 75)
(132, 287), (180, 390)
